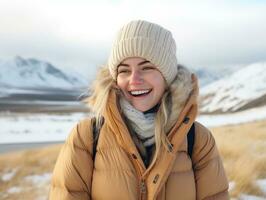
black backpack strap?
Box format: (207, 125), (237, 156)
(92, 117), (97, 161)
(92, 117), (104, 161)
(187, 123), (195, 159)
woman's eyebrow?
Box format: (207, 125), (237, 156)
(117, 63), (129, 68)
(117, 60), (150, 68)
(138, 60), (150, 66)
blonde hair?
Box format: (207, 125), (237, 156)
(85, 66), (115, 129)
(85, 64), (193, 162)
(153, 89), (172, 163)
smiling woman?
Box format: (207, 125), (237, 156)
(49, 20), (229, 200)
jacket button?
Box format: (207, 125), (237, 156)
(132, 154), (137, 159)
(153, 174), (160, 184)
(183, 117), (190, 124)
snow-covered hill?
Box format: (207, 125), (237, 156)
(193, 65), (242, 87)
(0, 56), (88, 89)
(200, 62), (266, 113)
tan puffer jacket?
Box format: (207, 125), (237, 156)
(49, 70), (229, 200)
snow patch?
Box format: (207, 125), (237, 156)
(228, 179), (266, 200)
(7, 186), (22, 194)
(256, 179), (266, 194)
(1, 168), (18, 182)
(229, 181), (235, 191)
(238, 194), (266, 200)
(24, 173), (51, 187)
(197, 105), (266, 127)
(0, 112), (89, 144)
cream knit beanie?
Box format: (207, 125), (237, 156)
(108, 20), (178, 85)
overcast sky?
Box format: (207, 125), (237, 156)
(0, 0), (266, 79)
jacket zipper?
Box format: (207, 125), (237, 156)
(132, 155), (147, 200)
(129, 150), (147, 200)
(140, 179), (147, 200)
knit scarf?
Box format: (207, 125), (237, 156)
(119, 96), (156, 147)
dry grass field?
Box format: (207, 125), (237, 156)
(0, 145), (61, 200)
(0, 119), (265, 199)
(210, 120), (266, 198)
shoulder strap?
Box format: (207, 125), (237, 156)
(92, 117), (99, 161)
(92, 117), (104, 160)
(187, 123), (195, 159)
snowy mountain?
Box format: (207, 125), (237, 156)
(0, 56), (88, 89)
(200, 62), (266, 113)
(193, 65), (242, 87)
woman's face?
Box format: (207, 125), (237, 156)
(117, 57), (166, 112)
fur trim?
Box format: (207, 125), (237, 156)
(165, 65), (195, 133)
(86, 64), (197, 130)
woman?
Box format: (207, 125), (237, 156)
(49, 20), (229, 200)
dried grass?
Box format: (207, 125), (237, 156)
(211, 120), (266, 198)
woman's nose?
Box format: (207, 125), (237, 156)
(129, 71), (143, 84)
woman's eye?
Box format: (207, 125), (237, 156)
(143, 66), (155, 70)
(118, 69), (130, 74)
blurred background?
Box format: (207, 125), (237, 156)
(0, 0), (266, 199)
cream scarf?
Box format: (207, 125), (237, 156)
(119, 96), (156, 147)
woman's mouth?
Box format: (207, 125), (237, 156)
(129, 89), (152, 97)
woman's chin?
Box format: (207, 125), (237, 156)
(132, 104), (152, 112)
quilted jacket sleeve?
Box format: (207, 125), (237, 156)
(49, 118), (94, 200)
(193, 122), (229, 200)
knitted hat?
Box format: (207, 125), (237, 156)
(108, 20), (178, 85)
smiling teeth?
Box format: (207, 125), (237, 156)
(130, 90), (150, 95)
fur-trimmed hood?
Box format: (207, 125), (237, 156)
(86, 64), (199, 132)
(164, 65), (199, 132)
